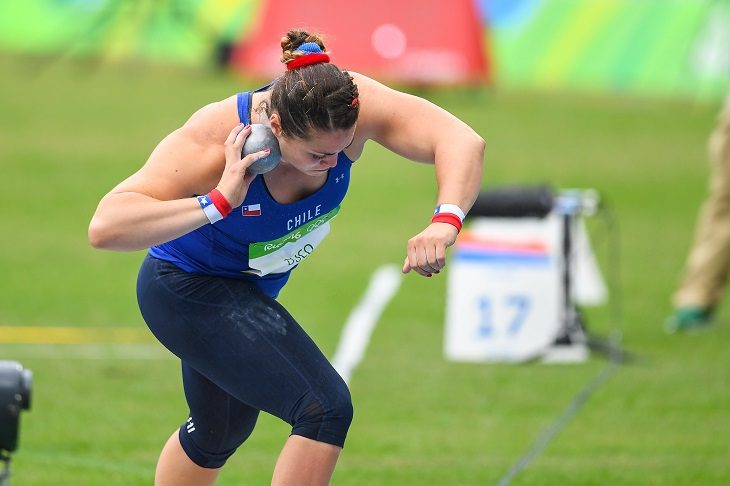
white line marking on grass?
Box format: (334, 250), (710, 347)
(332, 265), (402, 385)
(0, 343), (172, 360)
(496, 361), (620, 486)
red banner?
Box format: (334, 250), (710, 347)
(231, 0), (489, 85)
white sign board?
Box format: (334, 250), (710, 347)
(444, 215), (564, 362)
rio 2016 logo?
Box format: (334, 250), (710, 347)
(263, 232), (302, 252)
(306, 218), (328, 232)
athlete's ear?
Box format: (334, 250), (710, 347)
(269, 113), (282, 138)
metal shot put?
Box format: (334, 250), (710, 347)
(242, 124), (281, 174)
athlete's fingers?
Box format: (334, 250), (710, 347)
(403, 223), (459, 277)
(241, 148), (271, 171)
(424, 242), (441, 274)
(412, 238), (440, 275)
(406, 242), (420, 275)
(232, 124), (249, 148)
(216, 142), (264, 207)
(407, 244), (433, 277)
(224, 124), (251, 164)
(225, 123), (247, 145)
(435, 242), (447, 270)
(402, 256), (411, 274)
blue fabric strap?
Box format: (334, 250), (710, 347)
(294, 42), (323, 54)
(237, 92), (252, 124)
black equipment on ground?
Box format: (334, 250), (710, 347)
(0, 361), (32, 486)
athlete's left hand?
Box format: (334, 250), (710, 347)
(402, 222), (459, 277)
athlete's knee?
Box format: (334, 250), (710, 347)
(178, 412), (258, 468)
(290, 382), (353, 448)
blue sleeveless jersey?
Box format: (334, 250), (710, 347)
(149, 88), (353, 297)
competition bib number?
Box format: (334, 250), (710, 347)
(246, 207), (339, 276)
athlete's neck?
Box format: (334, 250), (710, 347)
(251, 91), (273, 125)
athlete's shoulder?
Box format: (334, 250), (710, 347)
(347, 72), (402, 143)
(181, 95), (240, 146)
(348, 72), (391, 94)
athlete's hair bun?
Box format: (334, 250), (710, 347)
(280, 30), (327, 63)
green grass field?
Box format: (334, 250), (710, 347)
(1, 54), (729, 485)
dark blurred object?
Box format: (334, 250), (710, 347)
(0, 361), (32, 453)
(0, 360), (32, 486)
(470, 185), (555, 219)
(214, 41), (234, 68)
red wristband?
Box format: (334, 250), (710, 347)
(208, 189), (232, 218)
(431, 213), (462, 232)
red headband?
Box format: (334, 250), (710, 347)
(286, 53), (330, 71)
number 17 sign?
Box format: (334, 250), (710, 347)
(444, 216), (564, 363)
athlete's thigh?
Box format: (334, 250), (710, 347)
(137, 257), (348, 425)
(186, 278), (349, 425)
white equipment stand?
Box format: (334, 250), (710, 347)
(444, 187), (606, 364)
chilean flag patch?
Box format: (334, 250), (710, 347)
(242, 204), (262, 216)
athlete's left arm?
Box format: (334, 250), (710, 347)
(352, 73), (486, 277)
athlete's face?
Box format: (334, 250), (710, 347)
(271, 117), (356, 176)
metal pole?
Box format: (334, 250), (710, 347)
(0, 452), (10, 486)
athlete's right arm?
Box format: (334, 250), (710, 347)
(89, 108), (266, 252)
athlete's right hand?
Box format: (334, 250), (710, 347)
(216, 123), (270, 207)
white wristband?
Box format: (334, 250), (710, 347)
(434, 203), (465, 222)
(197, 195), (224, 224)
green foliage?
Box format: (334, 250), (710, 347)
(1, 54), (728, 484)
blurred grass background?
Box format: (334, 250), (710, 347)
(1, 53), (729, 484)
